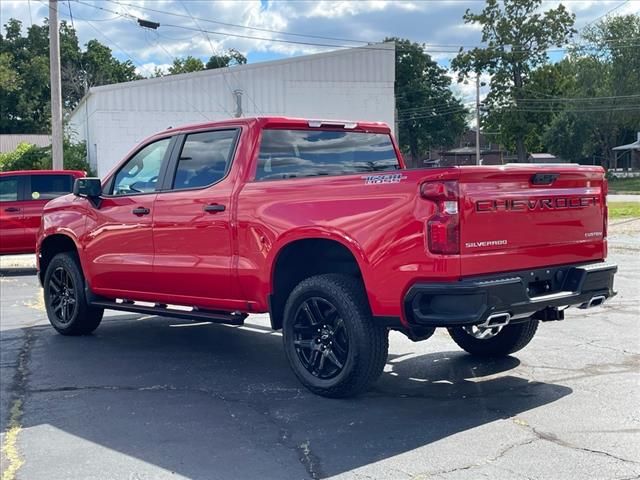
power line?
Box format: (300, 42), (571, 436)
(72, 0), (637, 55)
(178, 1), (263, 115)
(106, 0), (640, 53)
(144, 30), (232, 119)
(515, 94), (640, 103)
(397, 107), (470, 123)
(107, 0), (375, 46)
(36, 0), (154, 77)
(495, 105), (640, 113)
(581, 0), (631, 31)
(27, 0), (33, 28)
(397, 103), (472, 117)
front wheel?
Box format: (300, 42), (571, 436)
(282, 274), (388, 398)
(448, 319), (539, 357)
(44, 252), (104, 336)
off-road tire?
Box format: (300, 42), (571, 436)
(448, 319), (539, 356)
(282, 274), (388, 398)
(44, 252), (103, 336)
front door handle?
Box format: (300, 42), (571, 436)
(132, 207), (150, 216)
(203, 204), (226, 213)
(4, 207), (20, 213)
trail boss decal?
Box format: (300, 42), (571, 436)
(476, 196), (598, 212)
(363, 174), (407, 185)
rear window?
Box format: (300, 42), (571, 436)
(255, 129), (399, 181)
(30, 174), (73, 200)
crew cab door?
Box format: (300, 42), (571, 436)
(0, 175), (26, 254)
(83, 137), (174, 296)
(151, 129), (241, 308)
(23, 173), (76, 249)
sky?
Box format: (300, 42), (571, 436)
(1, 0), (639, 104)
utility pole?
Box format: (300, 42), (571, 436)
(49, 0), (64, 169)
(475, 73), (481, 166)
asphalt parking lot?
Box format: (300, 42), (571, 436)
(1, 222), (639, 480)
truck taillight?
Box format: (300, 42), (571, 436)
(421, 181), (460, 255)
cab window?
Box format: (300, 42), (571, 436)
(0, 176), (19, 202)
(111, 138), (171, 196)
(30, 174), (74, 200)
(255, 129), (400, 180)
(171, 130), (238, 190)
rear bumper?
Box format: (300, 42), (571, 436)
(404, 261), (617, 328)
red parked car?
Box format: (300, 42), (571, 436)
(0, 170), (85, 255)
(36, 118), (616, 397)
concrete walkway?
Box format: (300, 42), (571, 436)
(608, 194), (640, 202)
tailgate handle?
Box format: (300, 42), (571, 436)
(531, 173), (559, 185)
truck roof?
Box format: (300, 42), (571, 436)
(160, 116), (392, 137)
(0, 169), (86, 177)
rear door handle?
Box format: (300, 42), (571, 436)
(4, 207), (20, 213)
(203, 204), (225, 213)
(132, 207), (150, 216)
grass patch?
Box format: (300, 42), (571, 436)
(608, 176), (640, 193)
(609, 202), (640, 219)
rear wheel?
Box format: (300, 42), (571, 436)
(448, 319), (539, 356)
(44, 252), (103, 336)
(282, 274), (388, 398)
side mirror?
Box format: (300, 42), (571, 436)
(73, 178), (102, 207)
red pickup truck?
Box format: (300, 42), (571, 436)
(36, 117), (616, 397)
(0, 170), (85, 254)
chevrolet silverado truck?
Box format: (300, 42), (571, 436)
(36, 117), (617, 397)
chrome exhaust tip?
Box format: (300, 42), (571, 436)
(581, 295), (606, 309)
(478, 312), (511, 329)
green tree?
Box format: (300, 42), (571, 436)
(168, 55), (205, 75)
(0, 20), (51, 133)
(543, 15), (640, 166)
(451, 0), (576, 161)
(0, 18), (141, 133)
(390, 38), (467, 166)
(206, 48), (247, 69)
(82, 39), (140, 89)
(0, 139), (93, 175)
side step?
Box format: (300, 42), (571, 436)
(90, 299), (247, 325)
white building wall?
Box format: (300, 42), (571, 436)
(68, 44), (395, 176)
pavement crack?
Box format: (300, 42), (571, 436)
(411, 438), (539, 479)
(514, 421), (640, 466)
(27, 383), (321, 478)
(574, 339), (639, 356)
(1, 327), (35, 480)
(296, 440), (324, 480)
(488, 437), (539, 462)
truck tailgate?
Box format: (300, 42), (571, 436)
(458, 165), (607, 276)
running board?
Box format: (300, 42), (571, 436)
(90, 300), (247, 325)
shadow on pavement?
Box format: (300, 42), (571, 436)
(10, 314), (572, 479)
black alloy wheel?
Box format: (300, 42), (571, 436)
(48, 266), (78, 324)
(282, 274), (389, 398)
(292, 297), (349, 379)
(44, 252), (103, 336)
